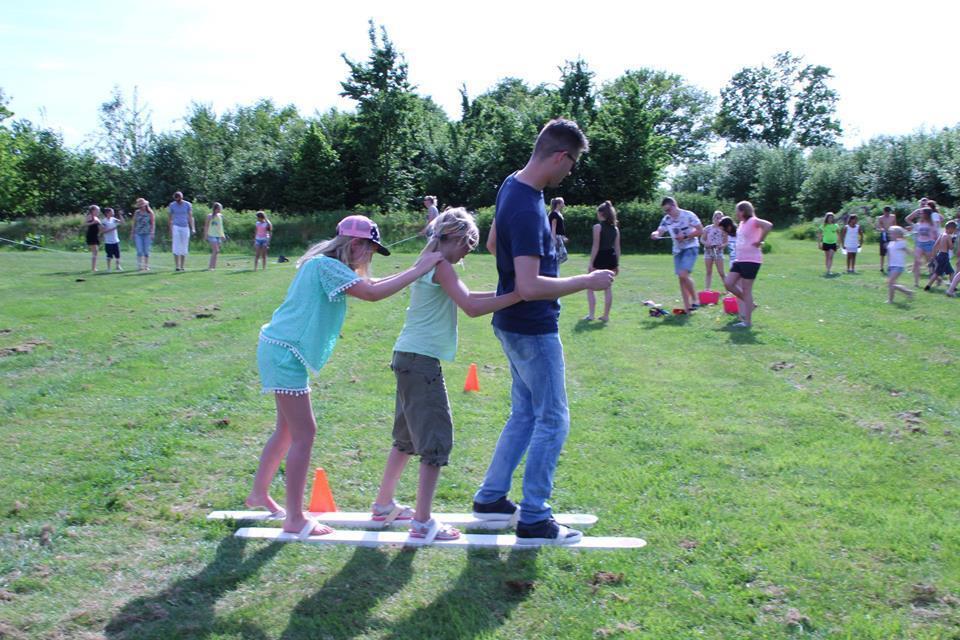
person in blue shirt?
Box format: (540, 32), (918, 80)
(471, 119), (616, 545)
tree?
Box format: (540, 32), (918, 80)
(714, 143), (768, 202)
(797, 147), (858, 217)
(716, 52), (842, 148)
(97, 86), (153, 171)
(752, 145), (806, 222)
(555, 59), (596, 125)
(285, 123), (345, 210)
(339, 20), (421, 210)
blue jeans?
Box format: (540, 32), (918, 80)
(474, 327), (570, 524)
(134, 233), (152, 257)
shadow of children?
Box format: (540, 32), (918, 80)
(105, 535), (281, 640)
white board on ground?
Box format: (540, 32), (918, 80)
(208, 510), (597, 530)
(234, 527), (645, 549)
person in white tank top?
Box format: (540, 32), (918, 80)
(840, 214), (863, 273)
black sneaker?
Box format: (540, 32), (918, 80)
(472, 496), (518, 521)
(516, 518), (583, 545)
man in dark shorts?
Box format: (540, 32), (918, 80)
(471, 119), (615, 545)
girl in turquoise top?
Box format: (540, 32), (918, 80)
(371, 208), (521, 541)
(247, 215), (443, 539)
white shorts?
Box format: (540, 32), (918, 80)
(172, 226), (191, 256)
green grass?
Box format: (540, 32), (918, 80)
(1, 236), (958, 639)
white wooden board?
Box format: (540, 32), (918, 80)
(234, 526), (645, 549)
(208, 510), (597, 530)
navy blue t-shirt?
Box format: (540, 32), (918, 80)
(491, 173), (560, 335)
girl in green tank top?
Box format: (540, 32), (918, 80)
(818, 212), (839, 275)
(204, 202), (227, 270)
(371, 208), (521, 541)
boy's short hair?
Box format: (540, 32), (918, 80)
(883, 206), (893, 213)
(946, 220), (958, 229)
(661, 197), (677, 207)
(532, 118), (589, 159)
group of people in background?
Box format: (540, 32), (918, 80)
(817, 197), (960, 303)
(82, 191), (273, 272)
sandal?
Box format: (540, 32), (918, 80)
(410, 518), (461, 543)
(293, 518), (334, 539)
(371, 501), (415, 524)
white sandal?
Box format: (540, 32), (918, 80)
(410, 518), (461, 543)
(371, 501), (415, 524)
(296, 518), (333, 539)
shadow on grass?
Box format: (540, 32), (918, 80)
(573, 318), (607, 333)
(382, 547), (540, 640)
(279, 546), (416, 639)
(639, 314), (690, 329)
(105, 536), (281, 640)
(716, 321), (762, 344)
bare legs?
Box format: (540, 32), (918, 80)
(724, 272), (757, 326)
(846, 251), (857, 273)
(374, 446), (443, 523)
(824, 249), (834, 274)
(254, 245), (269, 270)
(89, 245), (99, 272)
(247, 392), (332, 536)
(586, 285), (613, 321)
(888, 270), (913, 302)
(678, 270), (696, 311)
(704, 257), (725, 291)
(913, 250), (931, 287)
(208, 240), (220, 270)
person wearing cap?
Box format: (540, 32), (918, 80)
(471, 118), (616, 545)
(168, 191), (194, 271)
(246, 214), (444, 539)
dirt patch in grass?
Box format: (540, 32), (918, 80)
(0, 339), (45, 357)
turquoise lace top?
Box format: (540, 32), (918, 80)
(258, 256), (361, 372)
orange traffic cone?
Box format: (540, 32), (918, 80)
(463, 362), (480, 392)
(308, 467), (337, 513)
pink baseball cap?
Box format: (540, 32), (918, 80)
(336, 215), (390, 256)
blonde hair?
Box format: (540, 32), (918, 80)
(297, 234), (371, 276)
(712, 210), (723, 223)
(425, 207), (479, 252)
(889, 225), (906, 239)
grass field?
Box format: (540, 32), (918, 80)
(1, 236), (959, 639)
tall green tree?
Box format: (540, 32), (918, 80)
(716, 52), (842, 148)
(285, 123), (345, 211)
(339, 20), (421, 210)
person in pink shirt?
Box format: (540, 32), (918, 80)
(723, 201), (773, 328)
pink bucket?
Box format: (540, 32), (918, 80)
(722, 296), (739, 314)
(698, 290), (721, 305)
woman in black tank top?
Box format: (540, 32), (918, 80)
(585, 201), (621, 322)
(84, 205), (102, 272)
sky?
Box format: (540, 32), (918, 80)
(2, 0), (958, 151)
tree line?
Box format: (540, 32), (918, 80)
(1, 20), (956, 222)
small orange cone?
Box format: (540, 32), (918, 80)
(308, 467), (337, 513)
(463, 362), (480, 392)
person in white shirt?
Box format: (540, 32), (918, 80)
(650, 196), (703, 313)
(100, 207), (124, 272)
(885, 226), (913, 303)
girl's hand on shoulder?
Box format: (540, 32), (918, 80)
(414, 250), (444, 271)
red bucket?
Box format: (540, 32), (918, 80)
(698, 290), (720, 305)
(722, 296), (739, 314)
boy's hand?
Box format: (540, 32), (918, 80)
(585, 270), (615, 290)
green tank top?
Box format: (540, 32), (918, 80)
(821, 223), (838, 244)
(208, 214), (225, 238)
(393, 267), (458, 361)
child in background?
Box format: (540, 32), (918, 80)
(818, 212), (839, 275)
(840, 214), (863, 273)
(84, 205), (102, 272)
(204, 202), (227, 270)
(253, 211), (272, 271)
(100, 207), (123, 271)
(246, 215), (443, 539)
(875, 206), (897, 274)
(925, 220), (957, 291)
(585, 201), (621, 322)
(885, 226), (914, 303)
(906, 208), (937, 287)
(371, 208), (521, 541)
(702, 210), (727, 291)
